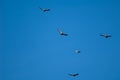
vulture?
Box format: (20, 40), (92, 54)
(75, 50), (80, 53)
(57, 29), (68, 36)
(39, 7), (50, 12)
(69, 73), (79, 77)
(100, 34), (111, 38)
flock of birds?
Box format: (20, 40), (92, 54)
(39, 7), (112, 78)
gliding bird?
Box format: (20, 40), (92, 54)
(75, 50), (80, 53)
(39, 7), (50, 12)
(57, 29), (68, 36)
(69, 73), (79, 77)
(100, 34), (111, 38)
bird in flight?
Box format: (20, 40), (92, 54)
(57, 28), (68, 36)
(100, 34), (111, 38)
(69, 73), (79, 77)
(75, 50), (80, 53)
(39, 7), (50, 12)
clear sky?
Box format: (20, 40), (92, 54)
(1, 0), (120, 80)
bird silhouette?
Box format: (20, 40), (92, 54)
(75, 50), (80, 53)
(57, 28), (68, 36)
(100, 34), (111, 38)
(69, 73), (79, 77)
(39, 7), (50, 12)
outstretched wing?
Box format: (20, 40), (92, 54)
(39, 7), (44, 11)
(46, 9), (50, 11)
(57, 29), (62, 34)
(69, 74), (74, 76)
(106, 35), (111, 38)
(100, 34), (105, 37)
(69, 73), (79, 77)
(63, 33), (68, 36)
(74, 73), (79, 76)
(108, 35), (111, 37)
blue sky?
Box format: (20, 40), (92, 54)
(1, 0), (120, 80)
